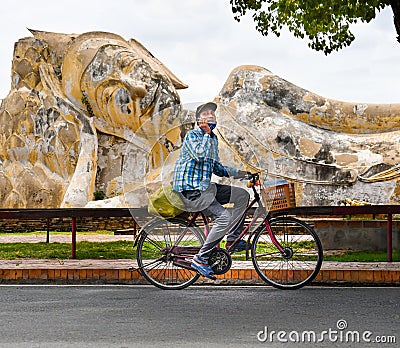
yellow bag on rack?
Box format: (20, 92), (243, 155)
(148, 185), (185, 218)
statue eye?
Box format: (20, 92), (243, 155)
(114, 88), (132, 114)
(115, 88), (131, 105)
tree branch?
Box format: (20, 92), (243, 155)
(390, 0), (400, 42)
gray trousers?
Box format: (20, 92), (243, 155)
(183, 184), (250, 264)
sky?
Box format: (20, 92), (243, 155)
(0, 0), (399, 107)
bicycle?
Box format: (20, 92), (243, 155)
(135, 173), (323, 290)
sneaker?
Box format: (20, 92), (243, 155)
(191, 259), (216, 280)
(226, 239), (248, 252)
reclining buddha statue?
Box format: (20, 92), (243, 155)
(0, 30), (399, 208)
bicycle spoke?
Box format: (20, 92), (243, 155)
(142, 235), (165, 251)
(139, 257), (165, 270)
(254, 251), (283, 258)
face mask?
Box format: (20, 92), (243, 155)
(208, 122), (217, 131)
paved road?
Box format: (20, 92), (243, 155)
(0, 285), (398, 347)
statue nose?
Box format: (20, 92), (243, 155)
(122, 77), (147, 98)
(128, 84), (147, 98)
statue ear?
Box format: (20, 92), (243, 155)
(38, 62), (93, 125)
(38, 63), (65, 98)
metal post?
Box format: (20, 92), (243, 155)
(46, 217), (50, 243)
(72, 217), (76, 259)
(387, 213), (393, 262)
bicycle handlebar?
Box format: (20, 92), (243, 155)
(245, 172), (259, 181)
(243, 172), (260, 186)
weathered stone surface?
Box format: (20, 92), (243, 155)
(314, 220), (400, 251)
(215, 65), (400, 205)
(0, 30), (187, 208)
(0, 32), (399, 208)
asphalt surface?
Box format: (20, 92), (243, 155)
(0, 285), (398, 347)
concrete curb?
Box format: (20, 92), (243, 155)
(0, 260), (399, 286)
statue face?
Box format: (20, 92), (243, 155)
(80, 44), (180, 133)
(60, 32), (185, 142)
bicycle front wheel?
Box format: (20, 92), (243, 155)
(251, 216), (323, 290)
(136, 217), (205, 290)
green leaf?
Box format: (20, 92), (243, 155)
(229, 0), (392, 54)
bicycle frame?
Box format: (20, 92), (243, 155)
(170, 174), (285, 259)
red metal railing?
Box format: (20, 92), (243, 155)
(0, 206), (398, 261)
(272, 205), (400, 262)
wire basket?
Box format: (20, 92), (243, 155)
(261, 182), (296, 212)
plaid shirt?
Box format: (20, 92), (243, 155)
(172, 128), (238, 192)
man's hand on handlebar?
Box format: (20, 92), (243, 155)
(233, 171), (259, 180)
(233, 170), (248, 179)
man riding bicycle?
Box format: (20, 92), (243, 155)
(172, 102), (249, 280)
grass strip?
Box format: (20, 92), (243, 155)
(0, 241), (398, 262)
(0, 241), (135, 260)
(324, 250), (400, 262)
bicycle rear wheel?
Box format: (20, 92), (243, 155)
(251, 216), (323, 290)
(136, 217), (205, 290)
